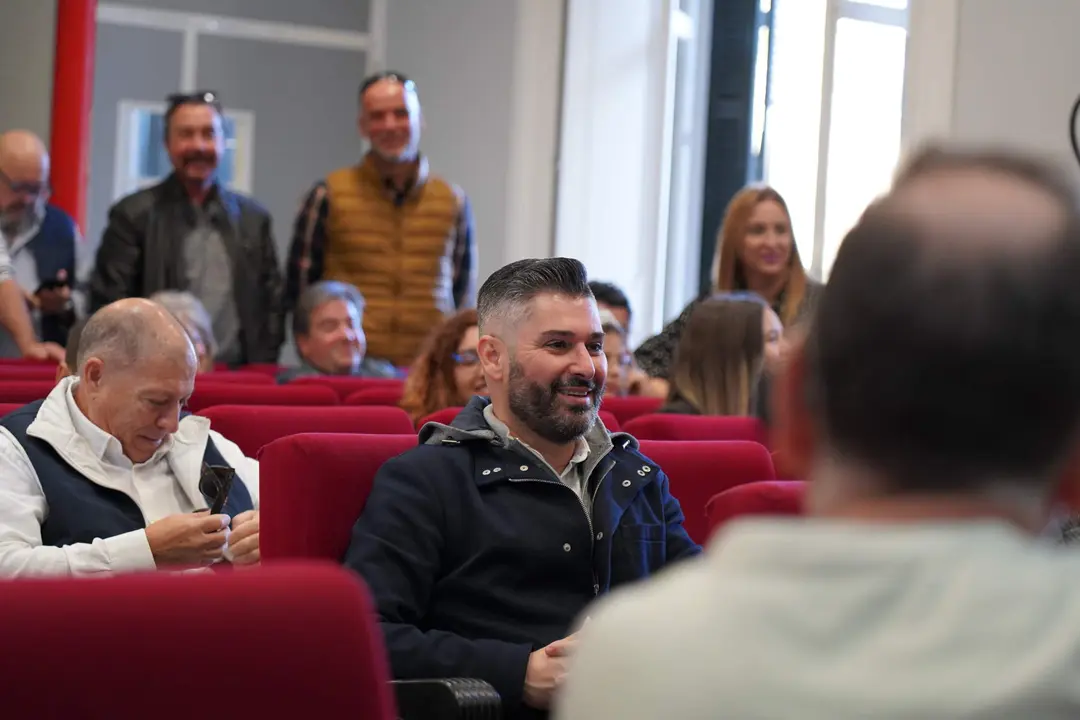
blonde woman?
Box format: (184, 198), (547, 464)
(659, 293), (781, 416)
(636, 185), (820, 386)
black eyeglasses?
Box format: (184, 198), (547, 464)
(0, 168), (50, 198)
(166, 90), (223, 113)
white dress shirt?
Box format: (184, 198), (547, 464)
(558, 518), (1080, 720)
(0, 377), (259, 577)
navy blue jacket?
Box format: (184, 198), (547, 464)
(344, 397), (700, 718)
(26, 205), (80, 345)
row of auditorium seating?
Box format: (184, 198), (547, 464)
(256, 432), (784, 547)
(0, 561), (495, 719)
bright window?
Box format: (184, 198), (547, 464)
(758, 0), (907, 279)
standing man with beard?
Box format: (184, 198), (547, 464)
(0, 131), (77, 360)
(285, 71), (477, 368)
(89, 92), (284, 366)
(344, 257), (699, 720)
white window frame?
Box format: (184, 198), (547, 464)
(765, 0), (909, 280)
(113, 100), (255, 198)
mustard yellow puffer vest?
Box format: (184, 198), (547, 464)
(323, 159), (461, 366)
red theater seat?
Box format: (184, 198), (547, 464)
(622, 413), (767, 444)
(600, 395), (663, 425)
(186, 383), (338, 413)
(196, 371), (273, 385)
(260, 433), (418, 561)
(239, 363), (284, 377)
(198, 405), (416, 457)
(290, 375), (404, 399)
(0, 402), (27, 417)
(345, 386), (405, 406)
(0, 365), (60, 381)
(638, 440), (776, 545)
(0, 381), (55, 404)
(0, 563), (396, 719)
(706, 480), (806, 534)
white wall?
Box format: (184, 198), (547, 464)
(557, 0), (693, 345)
(0, 0), (57, 139)
(904, 0), (1080, 181)
(385, 0), (563, 286)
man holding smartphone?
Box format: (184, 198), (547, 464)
(0, 298), (261, 576)
(0, 130), (82, 359)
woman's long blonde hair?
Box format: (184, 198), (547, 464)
(668, 293), (767, 416)
(711, 185), (808, 326)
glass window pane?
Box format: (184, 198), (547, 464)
(760, 0), (828, 269)
(820, 17), (906, 275)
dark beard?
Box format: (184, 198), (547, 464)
(506, 360), (603, 444)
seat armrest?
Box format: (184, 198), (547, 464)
(392, 678), (502, 720)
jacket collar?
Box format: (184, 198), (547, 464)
(158, 172), (241, 225)
(359, 152), (431, 202)
(419, 396), (649, 489)
(27, 377), (216, 510)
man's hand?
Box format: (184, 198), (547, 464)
(523, 632), (580, 709)
(145, 511), (230, 568)
(21, 341), (64, 363)
(229, 509), (260, 567)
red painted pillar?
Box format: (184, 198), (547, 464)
(49, 0), (97, 233)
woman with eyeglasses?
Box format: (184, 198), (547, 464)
(600, 310), (646, 397)
(400, 309), (487, 424)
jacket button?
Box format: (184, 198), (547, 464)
(622, 479), (632, 487)
(482, 469), (491, 476)
(637, 470), (646, 476)
(520, 465), (529, 471)
(563, 543), (571, 552)
(493, 467), (502, 473)
(642, 465), (652, 473)
(596, 532), (603, 540)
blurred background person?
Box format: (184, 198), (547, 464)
(659, 293), (779, 416)
(286, 71), (476, 367)
(400, 308), (485, 424)
(278, 280), (397, 383)
(636, 186), (818, 391)
(90, 91), (283, 367)
(600, 310), (643, 398)
(150, 290), (216, 373)
(0, 130), (86, 355)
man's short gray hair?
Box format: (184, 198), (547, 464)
(150, 291), (217, 355)
(293, 280), (366, 338)
(476, 257), (592, 334)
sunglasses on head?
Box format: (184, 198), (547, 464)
(358, 71), (417, 99)
(166, 90), (223, 113)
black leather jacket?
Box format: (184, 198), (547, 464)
(89, 174), (284, 364)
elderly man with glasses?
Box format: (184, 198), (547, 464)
(89, 91), (284, 367)
(0, 130), (69, 361)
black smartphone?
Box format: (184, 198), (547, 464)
(199, 465), (235, 515)
(35, 278), (69, 294)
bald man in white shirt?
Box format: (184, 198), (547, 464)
(0, 298), (259, 576)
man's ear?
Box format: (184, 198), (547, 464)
(477, 334), (505, 382)
(769, 333), (815, 480)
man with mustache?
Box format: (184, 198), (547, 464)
(90, 92), (284, 367)
(344, 257), (699, 719)
(285, 71), (477, 367)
